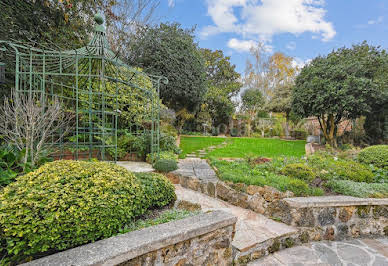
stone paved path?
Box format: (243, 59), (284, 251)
(116, 161), (154, 172)
(249, 239), (388, 266)
(175, 185), (298, 253)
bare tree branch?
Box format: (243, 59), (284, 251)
(0, 91), (74, 168)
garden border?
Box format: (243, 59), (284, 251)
(23, 210), (237, 266)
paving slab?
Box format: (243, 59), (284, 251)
(175, 185), (298, 253)
(249, 239), (388, 266)
(284, 196), (388, 208)
(116, 161), (153, 172)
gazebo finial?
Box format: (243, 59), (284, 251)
(94, 13), (105, 33)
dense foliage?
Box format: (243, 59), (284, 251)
(127, 23), (207, 112)
(292, 42), (387, 146)
(153, 159), (178, 173)
(199, 49), (242, 127)
(358, 145), (388, 170)
(210, 144), (387, 198)
(0, 146), (51, 187)
(135, 172), (176, 208)
(210, 159), (322, 196)
(0, 160), (176, 264)
(281, 163), (316, 182)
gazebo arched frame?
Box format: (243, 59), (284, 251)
(0, 14), (167, 161)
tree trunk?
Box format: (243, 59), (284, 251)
(317, 114), (338, 147)
(284, 112), (290, 138)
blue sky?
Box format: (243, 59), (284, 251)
(157, 0), (388, 74)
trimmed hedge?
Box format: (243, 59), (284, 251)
(0, 160), (176, 264)
(358, 145), (388, 170)
(153, 158), (178, 173)
(135, 172), (176, 209)
(281, 163), (316, 182)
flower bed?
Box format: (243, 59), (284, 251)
(209, 145), (388, 198)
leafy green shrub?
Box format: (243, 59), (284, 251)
(160, 133), (181, 154)
(105, 133), (137, 159)
(281, 163), (316, 182)
(211, 159), (316, 196)
(135, 172), (176, 208)
(327, 160), (375, 183)
(230, 128), (239, 137)
(153, 159), (178, 173)
(146, 151), (178, 163)
(0, 146), (51, 187)
(358, 145), (388, 169)
(0, 160), (147, 263)
(326, 180), (388, 198)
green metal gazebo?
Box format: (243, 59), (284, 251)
(0, 14), (167, 161)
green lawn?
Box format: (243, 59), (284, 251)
(179, 136), (228, 158)
(179, 136), (306, 158)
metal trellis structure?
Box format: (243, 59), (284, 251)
(0, 14), (167, 161)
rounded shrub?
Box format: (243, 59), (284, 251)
(153, 159), (178, 173)
(284, 178), (310, 196)
(328, 160), (375, 183)
(358, 145), (388, 169)
(0, 160), (147, 262)
(281, 163), (316, 182)
(135, 172), (176, 209)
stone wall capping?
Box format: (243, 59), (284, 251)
(284, 196), (388, 208)
(23, 210), (237, 266)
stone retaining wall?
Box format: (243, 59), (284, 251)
(171, 167), (293, 214)
(23, 211), (237, 266)
(267, 196), (388, 240)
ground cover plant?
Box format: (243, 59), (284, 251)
(210, 145), (388, 198)
(118, 209), (199, 235)
(0, 161), (177, 264)
(210, 159), (323, 196)
(179, 136), (227, 158)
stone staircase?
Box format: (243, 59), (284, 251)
(175, 185), (302, 264)
(172, 158), (304, 264)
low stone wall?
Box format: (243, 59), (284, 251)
(171, 166), (293, 214)
(267, 196), (388, 240)
(23, 211), (237, 266)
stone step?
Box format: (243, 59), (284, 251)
(174, 185), (300, 265)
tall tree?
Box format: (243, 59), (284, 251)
(200, 49), (242, 126)
(292, 42), (384, 147)
(267, 52), (299, 137)
(244, 43), (271, 101)
(241, 88), (265, 137)
(127, 23), (207, 112)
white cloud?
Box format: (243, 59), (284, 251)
(286, 41), (297, 50)
(167, 0), (175, 8)
(202, 0), (336, 46)
(227, 38), (273, 53)
(227, 38), (257, 52)
(368, 16), (383, 25)
(292, 57), (311, 69)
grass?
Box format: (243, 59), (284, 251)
(179, 136), (306, 159)
(208, 138), (306, 158)
(179, 136), (227, 158)
(119, 209), (199, 235)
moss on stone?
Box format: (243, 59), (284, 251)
(299, 231), (310, 243)
(357, 206), (371, 218)
(282, 237), (295, 248)
(237, 254), (251, 264)
(268, 240), (281, 253)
